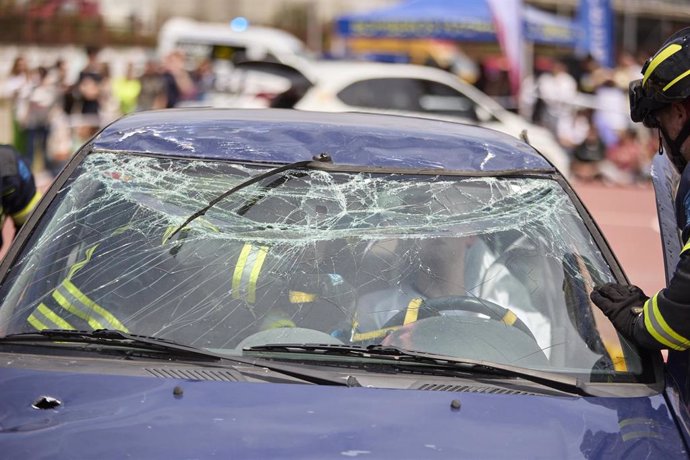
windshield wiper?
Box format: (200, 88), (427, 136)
(0, 330), (350, 386)
(1, 329), (225, 361)
(168, 155), (333, 239)
(245, 343), (591, 396)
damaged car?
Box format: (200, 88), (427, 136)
(0, 109), (688, 458)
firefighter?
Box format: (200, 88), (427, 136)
(25, 208), (354, 347)
(0, 144), (41, 245)
(591, 28), (690, 350)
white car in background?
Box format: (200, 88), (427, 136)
(289, 61), (570, 176)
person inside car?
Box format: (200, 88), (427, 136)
(591, 28), (690, 351)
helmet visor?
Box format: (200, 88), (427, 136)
(629, 79), (665, 128)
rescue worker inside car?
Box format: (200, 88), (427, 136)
(591, 28), (690, 350)
(25, 204), (354, 348)
(0, 144), (41, 246)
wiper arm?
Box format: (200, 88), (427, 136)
(169, 155), (333, 239)
(1, 330), (350, 386)
(245, 343), (591, 396)
(2, 329), (224, 361)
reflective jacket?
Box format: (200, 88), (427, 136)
(0, 144), (41, 244)
(26, 223), (346, 346)
(633, 165), (690, 349)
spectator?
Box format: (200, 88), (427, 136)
(2, 56), (30, 154)
(557, 107), (592, 154)
(22, 66), (57, 174)
(137, 59), (166, 111)
(113, 62), (141, 115)
(161, 50), (196, 108)
(191, 58), (215, 102)
(601, 128), (646, 185)
(535, 58), (578, 135)
(570, 117), (606, 182)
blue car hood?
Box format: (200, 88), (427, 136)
(0, 367), (686, 459)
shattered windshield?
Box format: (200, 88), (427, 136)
(0, 153), (643, 381)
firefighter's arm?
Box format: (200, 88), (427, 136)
(630, 241), (690, 350)
(5, 154), (41, 229)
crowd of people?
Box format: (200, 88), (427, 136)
(518, 51), (658, 185)
(1, 45), (661, 184)
(0, 46), (213, 179)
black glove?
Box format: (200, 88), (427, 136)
(590, 283), (649, 339)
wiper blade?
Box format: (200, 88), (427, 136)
(169, 155), (333, 239)
(2, 329), (223, 361)
(245, 343), (591, 396)
(1, 330), (349, 386)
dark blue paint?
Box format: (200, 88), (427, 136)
(93, 109), (554, 172)
(0, 367), (685, 459)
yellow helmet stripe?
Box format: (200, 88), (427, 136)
(644, 43), (682, 85)
(664, 68), (690, 92)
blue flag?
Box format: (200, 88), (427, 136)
(576, 0), (615, 68)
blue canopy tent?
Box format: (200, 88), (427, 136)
(335, 0), (579, 47)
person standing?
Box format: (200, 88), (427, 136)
(0, 144), (41, 246)
(591, 28), (690, 350)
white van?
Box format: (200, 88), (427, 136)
(157, 17), (313, 67)
(157, 17), (314, 106)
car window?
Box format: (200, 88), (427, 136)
(0, 153), (645, 383)
(337, 77), (479, 121)
(338, 78), (424, 112)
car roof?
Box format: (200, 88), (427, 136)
(92, 108), (555, 173)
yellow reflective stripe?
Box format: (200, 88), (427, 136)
(682, 239), (690, 254)
(28, 303), (76, 330)
(67, 244), (99, 280)
(643, 294), (690, 350)
(232, 243), (253, 299)
(665, 69), (690, 92)
(52, 287), (105, 330)
(622, 431), (663, 442)
(264, 319), (296, 329)
(619, 417), (654, 428)
(403, 297), (423, 325)
(289, 291), (317, 303)
(501, 309), (518, 327)
(10, 191), (41, 225)
(351, 326), (401, 342)
(27, 314), (48, 331)
(247, 246), (268, 304)
(62, 280), (128, 332)
(36, 303), (75, 329)
(644, 43), (682, 85)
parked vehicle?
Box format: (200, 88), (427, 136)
(0, 109), (686, 458)
(292, 61), (570, 176)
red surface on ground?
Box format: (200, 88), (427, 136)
(570, 179), (665, 296)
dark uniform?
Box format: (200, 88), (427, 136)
(592, 28), (690, 350)
(25, 212), (353, 347)
(0, 144), (41, 245)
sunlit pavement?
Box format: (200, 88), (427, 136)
(570, 178), (664, 296)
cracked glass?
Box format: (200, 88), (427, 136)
(0, 152), (642, 380)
